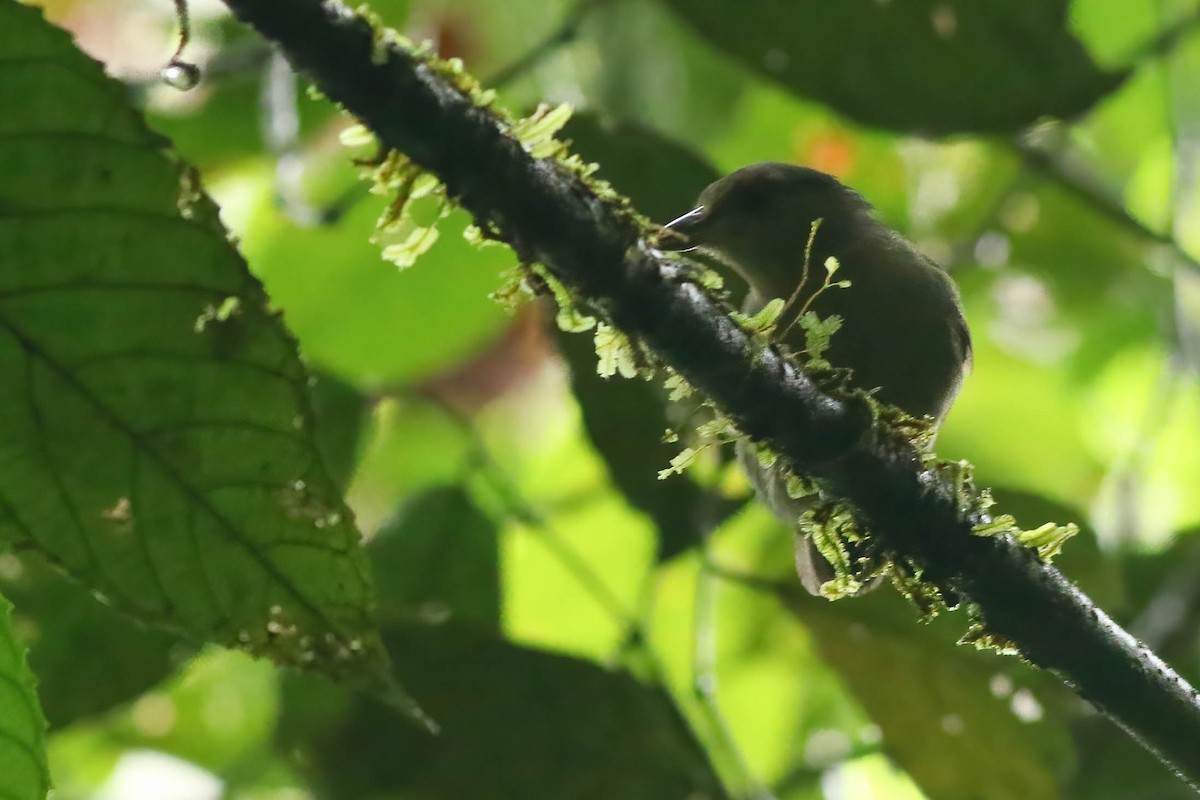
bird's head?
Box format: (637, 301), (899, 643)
(659, 163), (872, 292)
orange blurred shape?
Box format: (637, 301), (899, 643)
(796, 129), (858, 179)
(428, 14), (483, 64)
(47, 0), (168, 78)
(417, 305), (553, 416)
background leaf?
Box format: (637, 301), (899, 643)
(283, 624), (729, 800)
(563, 111), (720, 221)
(0, 551), (181, 729)
(369, 487), (501, 631)
(782, 584), (1075, 800)
(658, 0), (1125, 134)
(0, 588), (50, 800)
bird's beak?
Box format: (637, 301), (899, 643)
(657, 205), (707, 251)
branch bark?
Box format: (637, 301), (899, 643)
(219, 0), (1200, 790)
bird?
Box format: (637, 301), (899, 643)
(660, 162), (972, 595)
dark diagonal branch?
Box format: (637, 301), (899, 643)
(219, 0), (1200, 790)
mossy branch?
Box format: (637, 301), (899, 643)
(219, 0), (1200, 789)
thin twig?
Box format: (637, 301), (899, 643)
(776, 218), (822, 342)
(425, 395), (641, 630)
(1011, 139), (1200, 273)
(1119, 8), (1200, 69)
(486, 0), (610, 89)
(169, 0), (192, 64)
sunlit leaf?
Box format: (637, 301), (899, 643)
(0, 4), (387, 683)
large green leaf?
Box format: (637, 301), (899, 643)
(0, 3), (386, 682)
(283, 624), (729, 800)
(658, 0), (1126, 134)
(0, 588), (49, 800)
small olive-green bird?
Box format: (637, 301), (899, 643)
(662, 163), (972, 594)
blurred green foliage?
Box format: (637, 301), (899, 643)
(4, 0), (1200, 798)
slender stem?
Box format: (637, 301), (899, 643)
(693, 557), (777, 800)
(170, 0), (192, 64)
(776, 218), (822, 342)
(162, 0), (201, 87)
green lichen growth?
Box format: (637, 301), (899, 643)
(194, 296), (242, 333)
(797, 311), (843, 366)
(338, 122), (375, 148)
(791, 447), (1077, 617)
(663, 371), (694, 401)
(1015, 522), (1077, 561)
(594, 323), (638, 379)
(731, 298), (785, 339)
(511, 103), (574, 159)
(959, 623), (1023, 657)
(335, 11), (646, 275)
(464, 223), (507, 249)
(489, 266), (535, 311)
(939, 460), (1079, 564)
(658, 447), (699, 480)
(528, 263), (597, 333)
(726, 336), (1075, 621)
(658, 411), (741, 481)
(376, 167), (448, 268)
